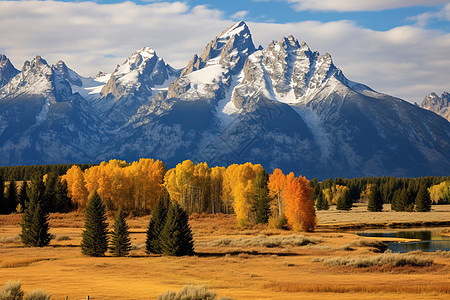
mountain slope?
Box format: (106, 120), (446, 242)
(0, 21), (449, 178)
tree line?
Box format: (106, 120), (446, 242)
(0, 173), (72, 215)
(0, 164), (95, 181)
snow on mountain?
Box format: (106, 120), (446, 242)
(90, 47), (180, 125)
(420, 92), (450, 122)
(0, 21), (449, 178)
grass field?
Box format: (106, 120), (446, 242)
(0, 205), (449, 299)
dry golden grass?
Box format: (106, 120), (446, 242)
(0, 209), (449, 299)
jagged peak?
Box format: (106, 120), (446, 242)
(31, 56), (48, 68)
(219, 21), (249, 39)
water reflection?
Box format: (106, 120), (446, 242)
(357, 229), (450, 253)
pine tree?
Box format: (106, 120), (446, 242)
(20, 174), (51, 247)
(367, 185), (383, 212)
(315, 190), (329, 211)
(159, 203), (194, 256)
(396, 188), (409, 211)
(54, 179), (71, 212)
(252, 170), (270, 224)
(415, 185), (432, 212)
(18, 181), (29, 212)
(81, 191), (109, 257)
(5, 180), (17, 213)
(0, 176), (5, 214)
(109, 208), (131, 257)
(146, 199), (167, 254)
(336, 188), (352, 210)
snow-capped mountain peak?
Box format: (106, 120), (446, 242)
(0, 54), (19, 88)
(181, 21), (256, 76)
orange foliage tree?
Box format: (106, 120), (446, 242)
(283, 172), (316, 232)
(268, 168), (286, 217)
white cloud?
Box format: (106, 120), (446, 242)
(286, 0), (448, 12)
(0, 1), (449, 103)
(410, 3), (450, 26)
(231, 10), (249, 20)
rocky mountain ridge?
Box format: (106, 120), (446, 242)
(420, 92), (450, 122)
(0, 21), (449, 179)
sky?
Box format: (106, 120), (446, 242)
(0, 0), (449, 103)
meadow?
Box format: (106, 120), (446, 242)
(0, 204), (449, 299)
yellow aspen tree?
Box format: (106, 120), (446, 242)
(61, 165), (88, 209)
(211, 166), (225, 213)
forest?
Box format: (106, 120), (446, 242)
(1, 158), (449, 230)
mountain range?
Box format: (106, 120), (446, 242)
(1, 21), (449, 179)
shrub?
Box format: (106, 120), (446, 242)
(313, 253), (433, 268)
(157, 285), (231, 300)
(267, 215), (287, 229)
(54, 235), (71, 241)
(25, 290), (50, 300)
(0, 280), (24, 300)
(206, 234), (320, 248)
(0, 235), (21, 244)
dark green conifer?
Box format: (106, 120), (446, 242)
(146, 200), (167, 254)
(20, 174), (51, 247)
(415, 185), (432, 212)
(81, 191), (109, 257)
(336, 188), (352, 210)
(159, 203), (194, 256)
(252, 170), (270, 224)
(5, 180), (17, 213)
(0, 176), (5, 214)
(18, 181), (29, 211)
(110, 208), (131, 257)
(367, 185), (383, 212)
(315, 190), (329, 211)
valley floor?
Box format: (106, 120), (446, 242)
(0, 204), (449, 299)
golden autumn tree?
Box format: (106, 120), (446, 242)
(283, 172), (316, 232)
(61, 165), (89, 209)
(331, 185), (349, 205)
(210, 166), (226, 213)
(164, 160), (213, 214)
(222, 163), (264, 226)
(268, 168), (286, 217)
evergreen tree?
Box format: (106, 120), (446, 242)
(315, 190), (329, 211)
(20, 174), (51, 247)
(81, 191), (109, 257)
(0, 176), (5, 214)
(395, 188), (409, 211)
(159, 203), (194, 256)
(252, 170), (270, 224)
(54, 179), (71, 212)
(367, 185), (383, 212)
(336, 188), (352, 210)
(18, 181), (29, 212)
(415, 185), (432, 212)
(146, 199), (167, 254)
(109, 208), (131, 257)
(44, 172), (58, 212)
(5, 180), (17, 213)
